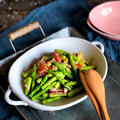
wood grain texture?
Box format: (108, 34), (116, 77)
(0, 0), (53, 32)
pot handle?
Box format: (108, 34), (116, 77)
(92, 41), (104, 54)
(8, 21), (46, 53)
(8, 21), (45, 41)
(4, 86), (28, 106)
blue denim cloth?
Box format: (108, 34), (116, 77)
(0, 0), (91, 59)
(0, 0), (120, 119)
(0, 0), (119, 64)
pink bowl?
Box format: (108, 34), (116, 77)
(89, 1), (120, 36)
(87, 18), (120, 41)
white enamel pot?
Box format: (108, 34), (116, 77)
(4, 37), (108, 111)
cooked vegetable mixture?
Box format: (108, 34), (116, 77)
(22, 49), (95, 104)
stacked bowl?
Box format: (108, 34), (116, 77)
(87, 1), (120, 41)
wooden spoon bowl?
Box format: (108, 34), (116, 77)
(84, 69), (110, 120)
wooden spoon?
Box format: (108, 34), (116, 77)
(84, 69), (110, 120)
(80, 72), (103, 120)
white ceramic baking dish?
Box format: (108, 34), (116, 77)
(4, 37), (108, 111)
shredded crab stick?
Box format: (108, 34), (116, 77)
(22, 49), (95, 104)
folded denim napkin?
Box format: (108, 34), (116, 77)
(0, 0), (119, 64)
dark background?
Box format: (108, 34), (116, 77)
(0, 0), (116, 33)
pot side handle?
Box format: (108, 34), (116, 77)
(8, 21), (41, 41)
(4, 86), (28, 106)
(91, 41), (104, 54)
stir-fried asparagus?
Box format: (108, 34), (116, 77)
(41, 77), (57, 89)
(42, 97), (61, 104)
(68, 86), (83, 97)
(22, 49), (95, 104)
(31, 82), (56, 101)
(25, 77), (32, 95)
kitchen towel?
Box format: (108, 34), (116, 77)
(0, 0), (119, 64)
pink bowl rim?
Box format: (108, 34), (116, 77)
(88, 18), (120, 37)
(88, 1), (120, 36)
(87, 18), (120, 41)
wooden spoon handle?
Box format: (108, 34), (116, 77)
(80, 72), (103, 120)
(84, 69), (110, 120)
(100, 101), (110, 120)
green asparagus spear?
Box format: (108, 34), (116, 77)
(64, 58), (68, 63)
(66, 81), (78, 86)
(68, 86), (83, 97)
(60, 63), (66, 69)
(72, 55), (79, 62)
(54, 61), (73, 79)
(53, 72), (65, 85)
(72, 52), (83, 62)
(41, 77), (57, 89)
(29, 75), (48, 97)
(66, 67), (72, 73)
(47, 62), (52, 67)
(25, 77), (32, 95)
(40, 74), (49, 86)
(37, 97), (46, 100)
(78, 52), (89, 65)
(55, 81), (61, 88)
(34, 93), (49, 100)
(64, 84), (72, 91)
(48, 69), (57, 73)
(24, 78), (28, 83)
(42, 96), (61, 104)
(56, 78), (64, 85)
(60, 55), (67, 60)
(54, 61), (63, 71)
(42, 93), (49, 98)
(31, 71), (36, 90)
(22, 69), (33, 78)
(65, 72), (73, 79)
(60, 54), (68, 63)
(31, 82), (56, 101)
(69, 54), (78, 80)
(53, 72), (71, 90)
(45, 56), (53, 61)
(62, 79), (69, 84)
(37, 93), (49, 101)
(49, 93), (66, 97)
(48, 73), (53, 77)
(64, 81), (79, 91)
(53, 71), (65, 79)
(31, 64), (37, 90)
(36, 78), (42, 84)
(55, 49), (68, 55)
(29, 83), (41, 98)
(80, 65), (95, 71)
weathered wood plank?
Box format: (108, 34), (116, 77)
(0, 0), (53, 32)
